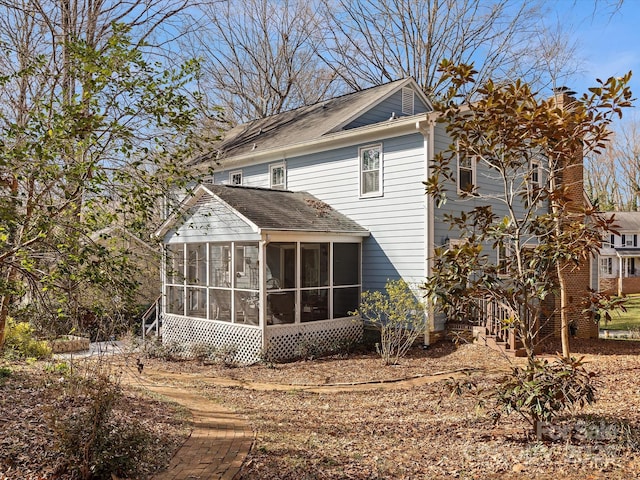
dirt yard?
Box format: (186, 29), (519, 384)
(1, 338), (639, 479)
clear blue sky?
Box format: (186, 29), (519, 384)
(556, 0), (639, 107)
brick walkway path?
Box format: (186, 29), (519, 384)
(122, 365), (476, 480)
(123, 375), (254, 480)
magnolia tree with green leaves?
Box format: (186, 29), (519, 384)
(0, 27), (209, 348)
(423, 61), (633, 361)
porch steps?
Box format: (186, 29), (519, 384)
(472, 326), (527, 357)
(142, 295), (162, 340)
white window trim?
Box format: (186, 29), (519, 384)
(269, 163), (286, 189)
(497, 241), (511, 276)
(359, 143), (383, 198)
(600, 257), (613, 276)
(229, 170), (243, 185)
(530, 159), (542, 186)
(457, 151), (477, 195)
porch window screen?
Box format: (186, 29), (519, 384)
(266, 243), (297, 324)
(333, 243), (361, 318)
(301, 243), (329, 322)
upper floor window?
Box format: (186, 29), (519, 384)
(497, 241), (510, 275)
(622, 234), (637, 247)
(530, 159), (541, 186)
(270, 163), (286, 190)
(230, 170), (242, 185)
(457, 152), (476, 194)
(360, 144), (383, 197)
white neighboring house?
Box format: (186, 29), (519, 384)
(597, 212), (640, 295)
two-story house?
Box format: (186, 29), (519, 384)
(154, 78), (595, 363)
(597, 212), (640, 295)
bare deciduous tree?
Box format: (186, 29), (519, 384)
(586, 116), (640, 211)
(316, 0), (580, 97)
(185, 0), (340, 126)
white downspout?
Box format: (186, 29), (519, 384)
(417, 117), (436, 346)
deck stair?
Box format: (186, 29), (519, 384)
(450, 298), (528, 357)
(142, 295), (162, 340)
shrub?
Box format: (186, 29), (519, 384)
(4, 318), (51, 359)
(353, 279), (427, 365)
(495, 356), (599, 439)
(213, 344), (238, 367)
(47, 368), (153, 480)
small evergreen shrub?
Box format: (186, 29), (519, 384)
(496, 357), (599, 438)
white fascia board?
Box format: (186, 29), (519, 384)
(220, 114), (428, 169)
(330, 78), (433, 133)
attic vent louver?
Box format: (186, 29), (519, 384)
(401, 87), (414, 115)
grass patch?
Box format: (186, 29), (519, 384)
(602, 294), (640, 330)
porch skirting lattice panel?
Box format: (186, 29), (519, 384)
(266, 317), (363, 361)
(162, 315), (263, 365)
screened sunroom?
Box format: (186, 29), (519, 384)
(156, 184), (369, 364)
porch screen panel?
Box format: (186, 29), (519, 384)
(167, 286), (184, 315)
(266, 243), (296, 324)
(187, 243), (206, 285)
(167, 245), (185, 283)
(333, 243), (361, 318)
(234, 243), (259, 325)
(301, 243), (329, 322)
(209, 243), (231, 287)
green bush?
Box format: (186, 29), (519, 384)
(353, 279), (427, 365)
(4, 318), (51, 359)
(496, 357), (599, 438)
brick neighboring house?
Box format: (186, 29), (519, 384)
(596, 212), (640, 296)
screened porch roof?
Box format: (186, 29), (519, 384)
(156, 184), (370, 239)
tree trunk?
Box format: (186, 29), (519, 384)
(557, 261), (571, 359)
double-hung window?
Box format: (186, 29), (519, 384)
(530, 159), (541, 186)
(600, 258), (613, 276)
(230, 170), (242, 185)
(360, 144), (383, 197)
(270, 163), (286, 189)
(457, 153), (476, 194)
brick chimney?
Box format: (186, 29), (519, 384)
(548, 87), (598, 340)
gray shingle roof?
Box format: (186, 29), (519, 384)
(602, 212), (640, 232)
(204, 184), (369, 234)
(203, 79), (415, 161)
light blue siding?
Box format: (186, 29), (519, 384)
(213, 133), (428, 292)
(344, 88), (430, 129)
(431, 123), (551, 265)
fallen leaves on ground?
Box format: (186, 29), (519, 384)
(1, 339), (639, 480)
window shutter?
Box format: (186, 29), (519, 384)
(635, 235), (638, 247)
(622, 234), (626, 245)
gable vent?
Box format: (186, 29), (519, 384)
(401, 87), (414, 115)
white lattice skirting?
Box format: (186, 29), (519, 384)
(266, 317), (363, 361)
(162, 315), (363, 364)
(163, 315), (263, 365)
